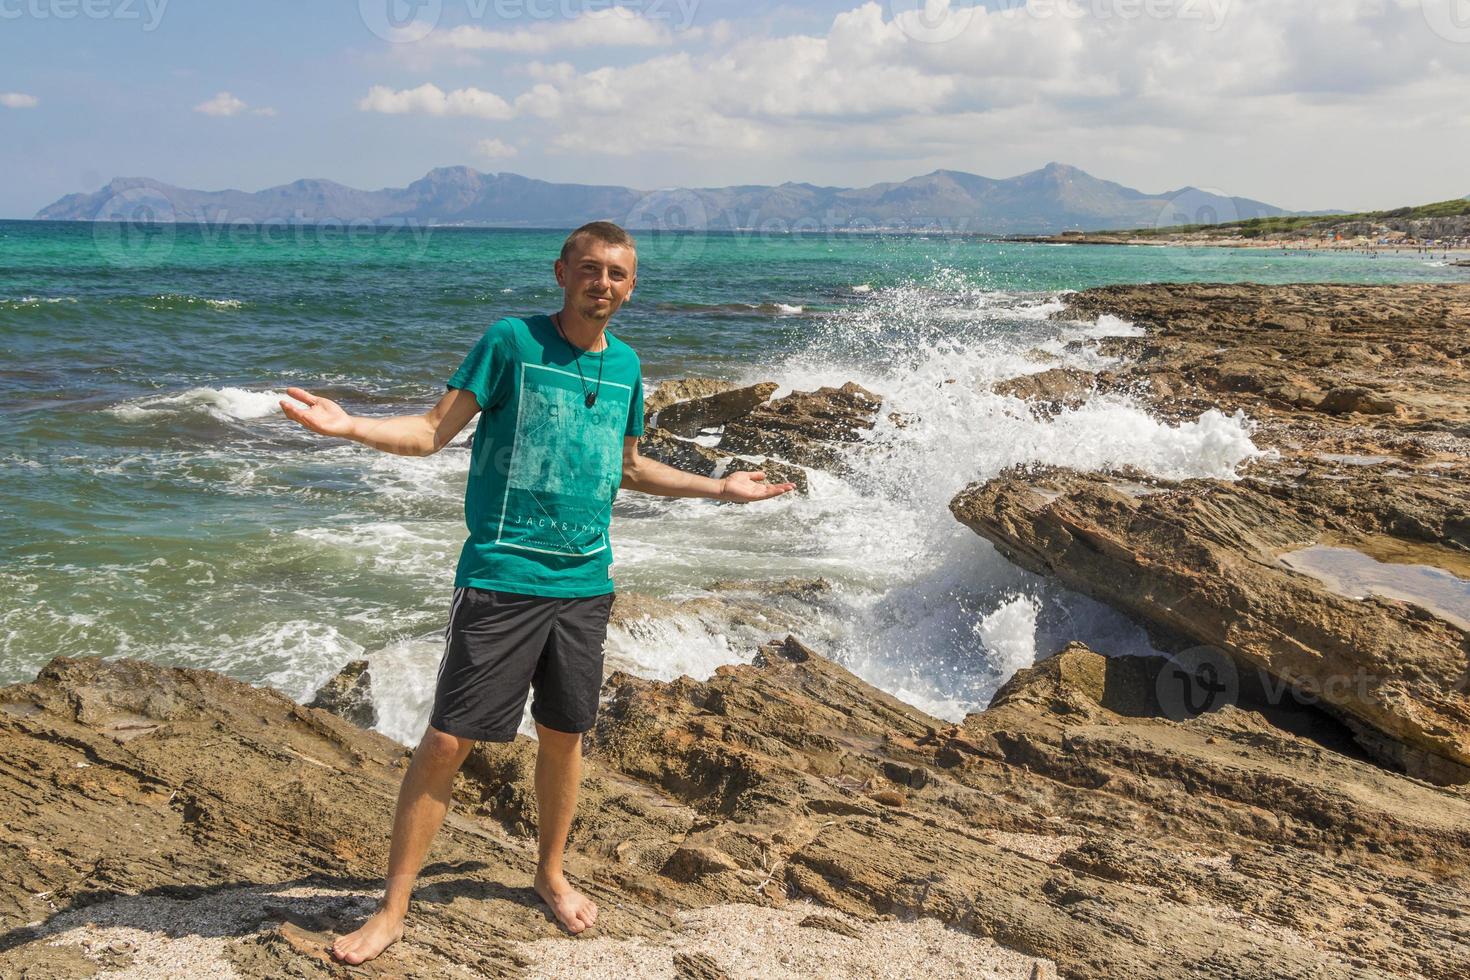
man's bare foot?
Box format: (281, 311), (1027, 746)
(533, 870), (598, 934)
(330, 907), (404, 965)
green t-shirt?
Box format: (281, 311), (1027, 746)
(446, 314), (644, 597)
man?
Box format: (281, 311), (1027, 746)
(279, 221), (794, 965)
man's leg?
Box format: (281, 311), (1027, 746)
(530, 721), (599, 934)
(331, 725), (474, 965)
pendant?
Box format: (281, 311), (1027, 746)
(585, 392), (597, 408)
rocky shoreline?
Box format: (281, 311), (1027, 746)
(3, 283), (1469, 977)
(959, 284), (1470, 784)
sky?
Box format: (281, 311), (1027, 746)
(2, 0), (1469, 218)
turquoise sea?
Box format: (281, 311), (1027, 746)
(2, 219), (1462, 741)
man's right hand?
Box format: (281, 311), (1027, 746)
(279, 387), (356, 439)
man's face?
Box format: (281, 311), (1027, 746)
(554, 239), (637, 323)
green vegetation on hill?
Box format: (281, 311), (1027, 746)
(1115, 197), (1470, 239)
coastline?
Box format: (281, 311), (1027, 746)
(1008, 232), (1470, 258)
(3, 282), (1469, 977)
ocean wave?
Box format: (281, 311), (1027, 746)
(109, 386), (288, 422)
(293, 521), (458, 578)
(144, 294), (246, 311)
(363, 634), (447, 744)
(359, 443), (471, 505)
(243, 620), (368, 704)
(654, 300), (808, 317)
(2, 295), (79, 308)
(605, 611), (747, 684)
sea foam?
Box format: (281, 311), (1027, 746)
(110, 386), (290, 422)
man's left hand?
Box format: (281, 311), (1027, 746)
(719, 470), (797, 502)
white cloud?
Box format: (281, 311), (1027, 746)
(195, 92), (247, 116)
(194, 91), (275, 118)
(382, 8), (682, 69)
(475, 137), (518, 160)
(0, 92), (39, 109)
(433, 7), (674, 54)
(359, 83), (517, 119)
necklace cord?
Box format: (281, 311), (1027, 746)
(553, 312), (605, 407)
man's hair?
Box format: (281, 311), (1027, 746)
(559, 221), (637, 264)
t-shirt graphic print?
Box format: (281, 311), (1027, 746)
(502, 362), (630, 556)
(446, 315), (643, 598)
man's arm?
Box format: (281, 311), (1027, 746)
(620, 436), (796, 502)
(278, 385), (482, 456)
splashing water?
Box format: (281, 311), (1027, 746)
(612, 269), (1263, 726)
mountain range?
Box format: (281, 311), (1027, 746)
(35, 162), (1292, 235)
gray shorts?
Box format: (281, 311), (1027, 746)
(428, 587), (614, 741)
